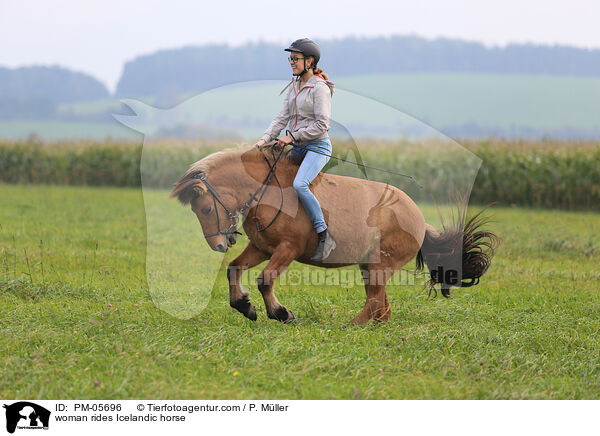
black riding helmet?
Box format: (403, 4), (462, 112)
(285, 38), (320, 78)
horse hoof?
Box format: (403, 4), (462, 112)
(269, 306), (296, 323)
(246, 306), (257, 321)
(231, 297), (257, 321)
(349, 315), (369, 326)
(284, 310), (297, 324)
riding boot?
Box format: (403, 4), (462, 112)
(310, 229), (336, 262)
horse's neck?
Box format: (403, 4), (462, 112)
(212, 152), (289, 207)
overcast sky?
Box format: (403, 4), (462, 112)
(2, 0), (598, 93)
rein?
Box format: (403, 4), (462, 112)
(288, 140), (423, 189)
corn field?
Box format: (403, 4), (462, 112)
(0, 138), (598, 210)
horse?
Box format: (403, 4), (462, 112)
(170, 142), (499, 325)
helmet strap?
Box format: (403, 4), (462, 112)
(296, 57), (311, 79)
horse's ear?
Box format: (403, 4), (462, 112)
(193, 183), (207, 196)
(170, 178), (207, 205)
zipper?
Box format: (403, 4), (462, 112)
(291, 77), (312, 130)
(292, 78), (300, 129)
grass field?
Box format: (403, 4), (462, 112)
(1, 184), (599, 399)
(4, 73), (600, 141)
(0, 121), (141, 141)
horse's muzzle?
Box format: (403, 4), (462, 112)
(214, 243), (228, 253)
(228, 234), (237, 246)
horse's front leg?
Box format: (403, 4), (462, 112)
(257, 241), (299, 323)
(227, 242), (268, 320)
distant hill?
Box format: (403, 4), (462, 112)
(115, 35), (600, 99)
(3, 35), (600, 140)
(11, 73), (598, 141)
(0, 65), (109, 119)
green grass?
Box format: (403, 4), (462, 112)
(0, 121), (140, 141)
(0, 184), (599, 399)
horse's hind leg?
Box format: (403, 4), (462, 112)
(350, 218), (423, 325)
(351, 263), (393, 325)
(351, 240), (419, 325)
(227, 243), (268, 321)
(257, 241), (299, 323)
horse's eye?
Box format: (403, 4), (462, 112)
(201, 206), (212, 215)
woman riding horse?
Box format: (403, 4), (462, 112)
(254, 38), (336, 262)
(170, 39), (500, 325)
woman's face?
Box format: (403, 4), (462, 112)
(289, 50), (312, 75)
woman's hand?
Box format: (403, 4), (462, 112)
(254, 139), (266, 148)
(277, 135), (294, 147)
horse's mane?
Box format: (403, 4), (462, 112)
(169, 141), (298, 205)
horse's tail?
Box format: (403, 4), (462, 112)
(415, 204), (500, 297)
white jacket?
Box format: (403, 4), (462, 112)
(260, 74), (335, 144)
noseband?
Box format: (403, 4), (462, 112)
(196, 145), (287, 239)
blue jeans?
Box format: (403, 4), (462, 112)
(290, 138), (332, 233)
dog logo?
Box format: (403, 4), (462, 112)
(3, 402), (50, 434)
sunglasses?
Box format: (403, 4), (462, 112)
(288, 56), (305, 63)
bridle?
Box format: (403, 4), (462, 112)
(196, 173), (241, 239)
(195, 143), (287, 239)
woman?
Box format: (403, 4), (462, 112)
(254, 38), (336, 262)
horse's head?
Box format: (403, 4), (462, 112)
(170, 144), (296, 253)
(170, 172), (239, 253)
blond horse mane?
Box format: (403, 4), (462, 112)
(169, 142), (295, 205)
